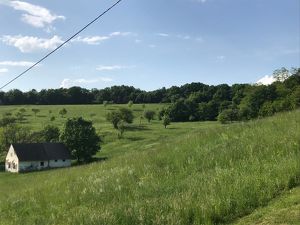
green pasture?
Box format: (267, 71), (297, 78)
(0, 105), (299, 224)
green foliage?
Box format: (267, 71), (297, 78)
(61, 117), (100, 162)
(19, 108), (26, 113)
(117, 120), (126, 138)
(42, 125), (60, 143)
(128, 100), (133, 108)
(59, 108), (67, 118)
(0, 124), (32, 155)
(217, 108), (238, 124)
(106, 108), (134, 129)
(103, 101), (108, 107)
(273, 67), (290, 82)
(31, 108), (40, 117)
(143, 110), (156, 123)
(0, 115), (16, 127)
(15, 112), (25, 122)
(162, 115), (171, 128)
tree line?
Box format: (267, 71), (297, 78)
(159, 68), (300, 123)
(0, 67), (299, 123)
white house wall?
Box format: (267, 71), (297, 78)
(19, 161), (49, 172)
(5, 146), (19, 173)
(49, 159), (71, 168)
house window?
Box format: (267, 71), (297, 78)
(55, 160), (58, 162)
(10, 152), (13, 157)
(62, 159), (65, 162)
(40, 162), (44, 166)
(8, 162), (11, 168)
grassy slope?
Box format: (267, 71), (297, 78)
(0, 105), (299, 224)
(232, 187), (300, 225)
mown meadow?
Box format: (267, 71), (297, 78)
(0, 104), (299, 224)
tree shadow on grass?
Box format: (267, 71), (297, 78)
(125, 136), (145, 141)
(126, 125), (150, 131)
(72, 157), (108, 167)
(133, 109), (143, 112)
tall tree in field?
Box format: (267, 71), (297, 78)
(106, 108), (134, 137)
(61, 117), (100, 162)
(162, 115), (171, 128)
(128, 100), (133, 108)
(59, 108), (67, 118)
(32, 108), (40, 117)
(42, 125), (60, 142)
(143, 110), (156, 123)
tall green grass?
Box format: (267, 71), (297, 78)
(0, 110), (299, 225)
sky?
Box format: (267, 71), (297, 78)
(0, 0), (299, 91)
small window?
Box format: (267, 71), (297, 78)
(40, 162), (44, 166)
(62, 159), (66, 162)
(55, 160), (58, 162)
(10, 153), (13, 157)
(8, 162), (11, 168)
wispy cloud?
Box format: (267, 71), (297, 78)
(0, 60), (35, 67)
(60, 77), (113, 88)
(96, 65), (135, 71)
(1, 35), (63, 53)
(0, 68), (8, 73)
(256, 75), (276, 85)
(156, 33), (169, 37)
(1, 0), (65, 31)
(110, 31), (134, 37)
(72, 31), (134, 45)
(72, 36), (110, 45)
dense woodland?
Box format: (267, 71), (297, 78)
(0, 68), (299, 123)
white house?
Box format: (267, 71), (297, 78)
(5, 143), (71, 173)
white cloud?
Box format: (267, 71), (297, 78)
(157, 33), (169, 37)
(216, 55), (225, 62)
(0, 68), (8, 73)
(2, 0), (65, 30)
(110, 31), (133, 37)
(71, 31), (134, 45)
(72, 36), (110, 45)
(1, 35), (64, 53)
(96, 65), (134, 71)
(0, 61), (35, 67)
(256, 75), (276, 85)
(60, 77), (113, 88)
(149, 44), (156, 48)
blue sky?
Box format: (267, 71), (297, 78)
(0, 0), (299, 91)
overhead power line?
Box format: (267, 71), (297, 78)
(0, 0), (123, 91)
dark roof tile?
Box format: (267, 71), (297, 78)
(12, 143), (71, 161)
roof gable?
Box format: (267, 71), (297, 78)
(12, 143), (71, 162)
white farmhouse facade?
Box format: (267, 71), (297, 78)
(5, 143), (71, 173)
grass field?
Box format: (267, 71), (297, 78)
(233, 186), (300, 225)
(0, 105), (299, 224)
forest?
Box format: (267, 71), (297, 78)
(0, 68), (299, 123)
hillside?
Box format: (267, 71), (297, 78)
(0, 107), (299, 224)
(233, 186), (300, 225)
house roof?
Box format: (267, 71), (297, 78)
(11, 143), (71, 162)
